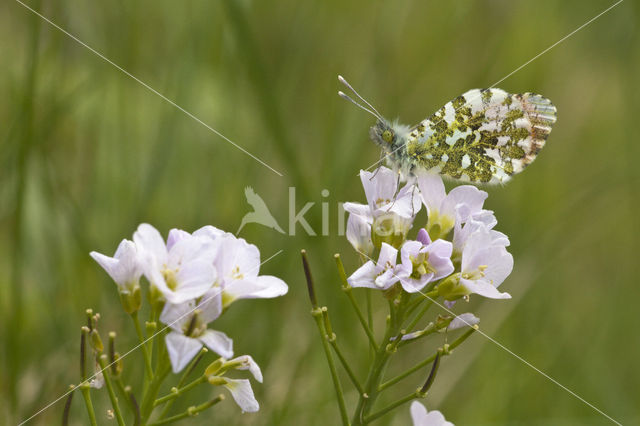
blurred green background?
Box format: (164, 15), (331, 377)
(1, 0), (638, 424)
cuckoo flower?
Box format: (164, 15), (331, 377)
(417, 172), (487, 240)
(439, 224), (513, 300)
(192, 228), (288, 307)
(410, 401), (454, 426)
(134, 223), (217, 304)
(90, 239), (142, 313)
(160, 287), (233, 373)
(205, 355), (263, 413)
(347, 242), (399, 290)
(344, 167), (421, 250)
(395, 229), (454, 293)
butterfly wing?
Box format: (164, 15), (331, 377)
(405, 88), (556, 184)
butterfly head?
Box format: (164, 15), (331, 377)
(370, 119), (396, 152)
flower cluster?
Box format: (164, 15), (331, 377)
(345, 167), (513, 302)
(90, 223), (288, 413)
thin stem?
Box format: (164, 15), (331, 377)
(140, 338), (171, 424)
(147, 395), (225, 426)
(80, 385), (97, 426)
(404, 299), (434, 334)
(130, 311), (153, 380)
(61, 385), (74, 426)
(154, 375), (207, 406)
(303, 249), (349, 426)
(313, 309), (349, 425)
(325, 320), (364, 394)
(379, 326), (477, 391)
(158, 348), (208, 419)
(352, 293), (411, 425)
(364, 392), (417, 423)
(115, 379), (139, 425)
(97, 355), (125, 426)
(334, 254), (378, 351)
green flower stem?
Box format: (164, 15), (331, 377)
(147, 395), (225, 426)
(61, 385), (74, 426)
(79, 384), (98, 426)
(97, 355), (125, 426)
(140, 337), (171, 425)
(154, 375), (207, 406)
(352, 294), (411, 425)
(302, 251), (349, 426)
(335, 254), (378, 351)
(158, 348), (208, 419)
(404, 299), (434, 334)
(115, 378), (140, 425)
(366, 351), (443, 423)
(364, 391), (418, 423)
(398, 323), (437, 348)
(323, 310), (364, 394)
(130, 311), (153, 380)
(379, 325), (478, 391)
(312, 307), (349, 425)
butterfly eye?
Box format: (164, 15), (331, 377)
(382, 130), (394, 144)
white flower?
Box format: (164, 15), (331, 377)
(206, 354), (263, 412)
(346, 213), (374, 257)
(90, 239), (142, 313)
(192, 228), (288, 306)
(410, 401), (454, 426)
(417, 173), (487, 239)
(452, 209), (508, 256)
(225, 355), (263, 383)
(447, 313), (480, 331)
(347, 243), (399, 290)
(134, 223), (218, 304)
(90, 239), (141, 293)
(439, 224), (513, 301)
(344, 167), (421, 250)
(395, 229), (454, 293)
(209, 377), (259, 413)
(160, 288), (233, 373)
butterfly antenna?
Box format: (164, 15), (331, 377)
(338, 75), (384, 120)
(338, 91), (381, 120)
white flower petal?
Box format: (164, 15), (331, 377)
(361, 167), (398, 211)
(216, 237), (261, 281)
(378, 243), (398, 267)
(347, 261), (378, 288)
(417, 173), (446, 215)
(249, 275), (289, 298)
(166, 229), (192, 251)
(448, 313), (480, 331)
(133, 223), (168, 265)
(346, 213), (373, 255)
(197, 287), (224, 324)
(441, 185), (487, 223)
(461, 278), (511, 299)
(410, 401), (454, 426)
(166, 259), (216, 303)
(165, 332), (203, 373)
(159, 300), (196, 331)
(222, 378), (259, 413)
(343, 202), (373, 222)
(229, 355), (263, 383)
(199, 329), (234, 359)
(193, 225), (226, 240)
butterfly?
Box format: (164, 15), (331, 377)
(338, 75), (557, 184)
